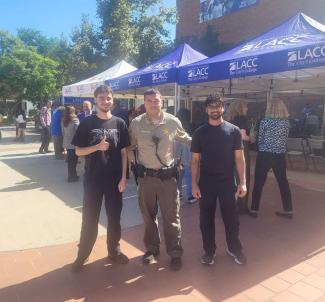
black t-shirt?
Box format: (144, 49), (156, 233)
(191, 121), (243, 177)
(72, 115), (130, 180)
(231, 115), (249, 135)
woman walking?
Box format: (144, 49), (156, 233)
(250, 99), (293, 218)
(15, 109), (27, 142)
(227, 100), (251, 213)
(62, 106), (80, 182)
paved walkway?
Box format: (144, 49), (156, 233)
(1, 125), (325, 302)
(0, 126), (142, 251)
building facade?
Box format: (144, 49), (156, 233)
(176, 0), (325, 46)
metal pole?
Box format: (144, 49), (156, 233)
(266, 79), (274, 113)
(322, 96), (325, 135)
(174, 83), (177, 115)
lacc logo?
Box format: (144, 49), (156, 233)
(152, 72), (168, 83)
(187, 66), (209, 81)
(110, 80), (119, 90)
(288, 45), (325, 62)
(229, 57), (258, 75)
(128, 76), (141, 87)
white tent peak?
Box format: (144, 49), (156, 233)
(62, 60), (137, 97)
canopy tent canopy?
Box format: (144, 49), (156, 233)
(178, 13), (325, 97)
(106, 43), (207, 96)
(62, 60), (137, 99)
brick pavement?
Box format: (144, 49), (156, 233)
(1, 176), (325, 301)
(1, 125), (325, 301)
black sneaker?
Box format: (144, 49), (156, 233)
(68, 176), (79, 183)
(275, 211), (293, 219)
(142, 251), (159, 264)
(248, 210), (258, 218)
(71, 257), (89, 272)
(201, 253), (216, 265)
(226, 249), (247, 265)
(170, 257), (182, 271)
(108, 252), (129, 264)
(187, 196), (197, 204)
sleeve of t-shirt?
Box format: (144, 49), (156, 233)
(233, 128), (244, 150)
(119, 120), (130, 149)
(237, 116), (249, 131)
(129, 119), (138, 149)
(71, 119), (88, 147)
(174, 117), (192, 144)
(190, 129), (201, 153)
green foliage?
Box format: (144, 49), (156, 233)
(97, 0), (176, 66)
(0, 32), (59, 103)
(0, 0), (176, 104)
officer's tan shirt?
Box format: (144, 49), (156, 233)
(129, 112), (191, 170)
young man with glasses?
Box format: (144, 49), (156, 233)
(191, 95), (247, 266)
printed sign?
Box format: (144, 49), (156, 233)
(200, 0), (259, 23)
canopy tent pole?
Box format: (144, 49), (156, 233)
(322, 96), (325, 135)
(266, 79), (274, 113)
(174, 83), (179, 115)
(228, 79), (233, 96)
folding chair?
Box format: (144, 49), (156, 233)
(307, 138), (325, 170)
(311, 135), (325, 140)
(286, 138), (308, 169)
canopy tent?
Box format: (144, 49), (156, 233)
(62, 61), (137, 103)
(178, 13), (325, 98)
(106, 44), (207, 102)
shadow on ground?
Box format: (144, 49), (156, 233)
(0, 147), (142, 234)
(0, 176), (325, 301)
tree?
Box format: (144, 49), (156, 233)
(96, 0), (176, 66)
(17, 28), (56, 56)
(97, 0), (137, 66)
(0, 30), (21, 56)
(70, 15), (105, 79)
(0, 41), (59, 104)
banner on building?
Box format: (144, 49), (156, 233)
(199, 0), (259, 23)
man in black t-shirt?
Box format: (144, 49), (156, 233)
(191, 95), (247, 266)
(71, 85), (130, 272)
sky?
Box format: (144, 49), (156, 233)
(0, 0), (176, 39)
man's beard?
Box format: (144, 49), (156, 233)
(98, 106), (111, 113)
(209, 112), (222, 120)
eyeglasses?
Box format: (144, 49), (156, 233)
(207, 103), (223, 109)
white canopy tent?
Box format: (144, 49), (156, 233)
(62, 61), (137, 99)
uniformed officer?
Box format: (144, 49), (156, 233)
(129, 89), (191, 271)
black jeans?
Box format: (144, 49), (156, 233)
(77, 177), (123, 261)
(251, 152), (292, 212)
(39, 126), (51, 152)
(199, 174), (242, 256)
(67, 149), (78, 179)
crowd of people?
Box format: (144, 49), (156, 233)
(33, 84), (298, 273)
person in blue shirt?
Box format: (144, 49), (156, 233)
(51, 106), (65, 159)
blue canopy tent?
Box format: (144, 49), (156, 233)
(106, 43), (207, 112)
(178, 13), (325, 101)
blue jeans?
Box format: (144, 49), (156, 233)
(178, 165), (192, 198)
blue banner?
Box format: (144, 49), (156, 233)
(179, 13), (325, 85)
(64, 97), (94, 105)
(106, 44), (207, 91)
